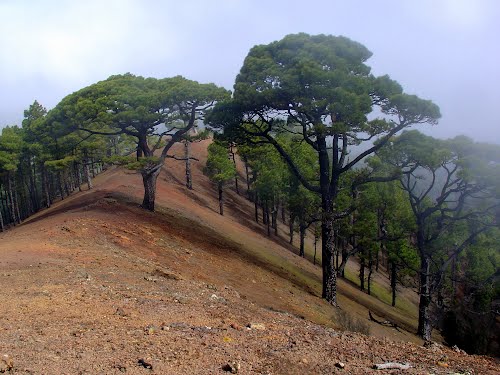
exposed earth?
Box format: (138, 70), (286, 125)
(0, 140), (498, 374)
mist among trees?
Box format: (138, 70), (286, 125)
(1, 33), (498, 354)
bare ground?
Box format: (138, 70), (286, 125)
(0, 140), (498, 374)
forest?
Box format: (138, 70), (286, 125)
(0, 33), (499, 355)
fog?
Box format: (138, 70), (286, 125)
(0, 0), (498, 143)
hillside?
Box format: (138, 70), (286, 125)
(0, 140), (497, 374)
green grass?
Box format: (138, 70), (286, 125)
(343, 267), (417, 318)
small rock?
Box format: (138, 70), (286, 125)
(169, 322), (190, 330)
(144, 276), (158, 282)
(137, 359), (153, 370)
(210, 294), (227, 304)
(247, 323), (266, 331)
(452, 345), (467, 355)
(437, 361), (449, 368)
(301, 358), (308, 364)
(222, 361), (240, 373)
(0, 355), (13, 373)
(335, 362), (345, 369)
(115, 307), (129, 317)
(230, 323), (242, 331)
(144, 325), (157, 335)
(172, 293), (189, 304)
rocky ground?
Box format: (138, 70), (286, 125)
(0, 141), (498, 374)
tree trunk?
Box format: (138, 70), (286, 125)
(13, 178), (22, 224)
(7, 175), (18, 225)
(418, 255), (433, 340)
(29, 162), (39, 212)
(141, 167), (161, 211)
(64, 173), (71, 197)
(313, 231), (318, 265)
(359, 252), (366, 291)
(254, 196), (259, 223)
(57, 171), (65, 200)
(218, 181), (224, 215)
(265, 202), (271, 236)
(367, 251), (374, 296)
(335, 231), (340, 270)
(0, 202), (4, 232)
(76, 162), (83, 192)
(289, 214), (295, 244)
(244, 159), (251, 198)
(391, 260), (397, 307)
(321, 197), (337, 305)
(184, 141), (193, 190)
(230, 146), (239, 194)
(84, 158), (93, 190)
(339, 245), (349, 279)
(271, 201), (278, 236)
(234, 171), (239, 194)
(42, 165), (51, 208)
(299, 222), (306, 257)
(262, 202), (267, 225)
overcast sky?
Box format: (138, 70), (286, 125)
(0, 0), (498, 143)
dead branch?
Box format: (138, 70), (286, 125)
(373, 362), (411, 370)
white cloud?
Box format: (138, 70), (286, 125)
(0, 0), (179, 85)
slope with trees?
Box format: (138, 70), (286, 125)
(48, 74), (229, 211)
(208, 33), (440, 305)
(376, 130), (499, 340)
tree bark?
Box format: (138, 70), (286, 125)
(244, 158), (251, 198)
(184, 141), (193, 190)
(318, 134), (338, 306)
(141, 167), (161, 211)
(218, 181), (224, 215)
(265, 202), (271, 236)
(418, 254), (433, 340)
(299, 222), (306, 257)
(0, 202), (4, 232)
(254, 196), (259, 223)
(41, 165), (51, 208)
(289, 214), (295, 244)
(322, 196), (337, 305)
(84, 158), (93, 190)
(359, 251), (366, 291)
(230, 145), (239, 194)
(29, 161), (39, 212)
(313, 231), (318, 265)
(76, 162), (83, 192)
(391, 260), (397, 307)
(271, 201), (278, 236)
(7, 175), (18, 225)
(367, 250), (374, 295)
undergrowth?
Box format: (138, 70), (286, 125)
(335, 309), (371, 335)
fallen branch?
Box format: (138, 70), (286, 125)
(165, 154), (200, 162)
(369, 311), (402, 332)
(373, 362), (411, 370)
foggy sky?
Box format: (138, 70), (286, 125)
(0, 0), (499, 143)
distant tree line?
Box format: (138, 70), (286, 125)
(0, 101), (112, 230)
